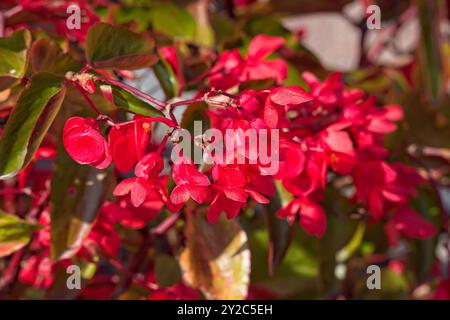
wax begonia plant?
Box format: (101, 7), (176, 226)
(0, 0), (448, 301)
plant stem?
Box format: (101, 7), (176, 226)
(72, 81), (101, 115)
(98, 77), (166, 110)
(0, 250), (24, 295)
(110, 231), (154, 299)
(150, 212), (180, 236)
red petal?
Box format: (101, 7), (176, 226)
(383, 105), (403, 121)
(393, 207), (437, 240)
(207, 193), (223, 223)
(269, 86), (313, 106)
(323, 128), (353, 154)
(299, 199), (327, 237)
(64, 131), (105, 164)
(91, 139), (112, 169)
(188, 185), (210, 204)
(130, 179), (149, 207)
(263, 100), (280, 129)
(113, 178), (136, 196)
(63, 116), (85, 136)
(212, 165), (246, 188)
(247, 35), (285, 60)
(223, 187), (248, 203)
(246, 189), (269, 204)
(170, 184), (190, 205)
(367, 118), (397, 133)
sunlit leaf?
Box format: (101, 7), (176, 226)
(148, 4), (196, 41)
(0, 73), (66, 179)
(0, 210), (41, 257)
(0, 29), (31, 91)
(179, 211), (250, 300)
(50, 145), (114, 261)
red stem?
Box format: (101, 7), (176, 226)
(156, 132), (171, 155)
(0, 250), (24, 294)
(150, 212), (180, 236)
(72, 82), (101, 115)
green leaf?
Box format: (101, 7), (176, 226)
(86, 23), (158, 70)
(153, 50), (180, 99)
(100, 84), (164, 117)
(148, 4), (196, 41)
(0, 29), (31, 90)
(211, 14), (237, 49)
(31, 38), (82, 74)
(155, 254), (182, 288)
(50, 145), (114, 261)
(244, 16), (290, 37)
(284, 62), (307, 88)
(264, 181), (294, 275)
(335, 222), (366, 263)
(0, 210), (41, 257)
(249, 227), (320, 298)
(239, 78), (276, 91)
(179, 211), (250, 300)
(417, 0), (446, 104)
(180, 102), (210, 134)
(178, 102), (209, 164)
(0, 72), (66, 179)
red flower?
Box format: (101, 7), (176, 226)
(80, 275), (116, 299)
(209, 35), (287, 90)
(209, 50), (243, 90)
(170, 159), (211, 205)
(433, 279), (450, 300)
(63, 117), (111, 169)
(113, 153), (179, 212)
(384, 206), (437, 246)
(277, 197), (327, 237)
(83, 213), (121, 257)
(240, 35), (287, 84)
(302, 72), (347, 107)
(352, 160), (397, 220)
(18, 250), (54, 289)
(108, 116), (153, 173)
(320, 122), (357, 175)
(264, 86), (313, 128)
(207, 165), (269, 223)
(102, 196), (164, 229)
(282, 147), (327, 197)
(148, 283), (200, 300)
(273, 140), (306, 180)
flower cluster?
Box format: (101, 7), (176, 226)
(59, 45), (436, 244)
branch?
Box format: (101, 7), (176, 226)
(110, 231), (154, 299)
(97, 77), (166, 110)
